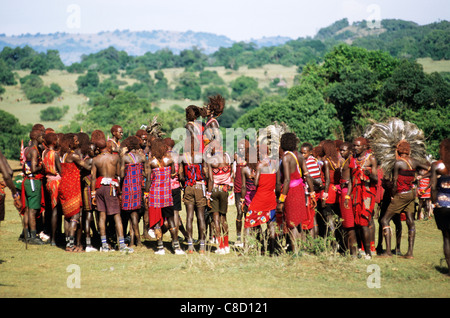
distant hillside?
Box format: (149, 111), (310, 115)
(0, 30), (291, 65)
(0, 18), (448, 66)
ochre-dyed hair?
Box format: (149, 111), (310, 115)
(341, 141), (353, 151)
(186, 105), (201, 121)
(164, 138), (175, 148)
(334, 140), (343, 150)
(32, 123), (45, 132)
(29, 129), (42, 140)
(353, 136), (368, 146)
(440, 138), (450, 171)
(77, 132), (91, 156)
(135, 129), (147, 139)
(151, 138), (168, 160)
(91, 130), (107, 150)
(60, 133), (76, 155)
(45, 128), (55, 134)
(280, 132), (298, 152)
(322, 139), (339, 162)
(397, 140), (411, 155)
(43, 132), (58, 147)
(122, 136), (141, 151)
(312, 146), (324, 158)
(110, 125), (122, 134)
(207, 95), (225, 117)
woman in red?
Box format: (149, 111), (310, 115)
(276, 133), (315, 254)
(244, 144), (280, 255)
(58, 133), (90, 252)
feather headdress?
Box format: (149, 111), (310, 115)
(143, 116), (165, 138)
(363, 117), (427, 177)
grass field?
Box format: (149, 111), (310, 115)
(0, 64), (298, 129)
(0, 179), (448, 299)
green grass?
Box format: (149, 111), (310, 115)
(0, 187), (448, 298)
(417, 58), (450, 73)
(0, 65), (298, 128)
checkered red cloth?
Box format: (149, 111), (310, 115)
(121, 163), (143, 210)
(149, 167), (173, 208)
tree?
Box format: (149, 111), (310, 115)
(0, 110), (29, 159)
(30, 54), (49, 75)
(40, 105), (69, 121)
(0, 59), (16, 85)
(230, 76), (258, 100)
(76, 70), (100, 95)
(174, 72), (201, 100)
(235, 84), (340, 145)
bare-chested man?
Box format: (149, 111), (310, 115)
(379, 140), (429, 258)
(21, 129), (45, 245)
(91, 130), (133, 253)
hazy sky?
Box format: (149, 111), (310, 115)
(1, 0), (449, 41)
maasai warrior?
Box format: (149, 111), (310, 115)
(108, 124), (123, 154)
(164, 137), (189, 241)
(430, 139), (450, 274)
(207, 143), (234, 254)
(58, 133), (90, 252)
(239, 141), (258, 246)
(180, 132), (209, 254)
(0, 149), (22, 223)
(147, 138), (184, 255)
(365, 118), (429, 259)
(234, 139), (248, 247)
(244, 144), (279, 255)
(338, 141), (357, 256)
(91, 130), (133, 253)
(20, 129), (46, 245)
(42, 132), (61, 246)
(319, 140), (341, 240)
(416, 167), (433, 220)
(276, 133), (315, 254)
(120, 136), (148, 247)
(379, 140), (429, 258)
(135, 129), (151, 240)
(350, 137), (378, 258)
(78, 134), (98, 252)
(300, 142), (324, 237)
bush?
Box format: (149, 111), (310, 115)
(40, 105), (69, 121)
(26, 86), (57, 103)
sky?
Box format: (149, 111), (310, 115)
(1, 0), (449, 41)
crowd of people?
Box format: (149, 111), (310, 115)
(0, 94), (448, 272)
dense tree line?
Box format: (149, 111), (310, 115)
(236, 44), (450, 157)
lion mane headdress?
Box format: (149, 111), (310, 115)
(257, 121), (290, 158)
(363, 117), (428, 178)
